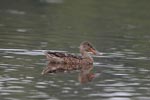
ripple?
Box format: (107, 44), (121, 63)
(0, 48), (27, 52)
(0, 77), (19, 82)
(2, 56), (14, 59)
(88, 92), (133, 97)
(0, 89), (24, 93)
(62, 87), (72, 90)
(37, 81), (47, 85)
(26, 76), (34, 79)
(61, 90), (69, 93)
(0, 48), (66, 56)
(35, 85), (46, 89)
(21, 79), (32, 83)
(4, 68), (17, 72)
(0, 92), (10, 96)
(135, 97), (150, 100)
(41, 0), (63, 4)
(27, 91), (50, 99)
(16, 29), (28, 33)
(6, 9), (26, 15)
(126, 57), (150, 60)
(107, 97), (131, 100)
(104, 86), (135, 92)
(95, 52), (125, 58)
(3, 97), (20, 100)
(7, 86), (24, 89)
(95, 82), (127, 87)
(82, 87), (92, 90)
(50, 84), (60, 87)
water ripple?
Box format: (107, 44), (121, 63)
(0, 48), (66, 56)
(88, 92), (134, 97)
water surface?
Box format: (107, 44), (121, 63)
(0, 0), (150, 100)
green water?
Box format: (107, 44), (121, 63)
(0, 0), (150, 100)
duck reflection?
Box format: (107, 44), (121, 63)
(78, 64), (95, 84)
(41, 63), (82, 74)
(42, 63), (99, 83)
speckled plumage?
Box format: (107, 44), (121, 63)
(44, 41), (100, 65)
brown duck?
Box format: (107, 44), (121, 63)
(44, 41), (101, 64)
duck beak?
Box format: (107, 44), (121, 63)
(89, 48), (97, 55)
(89, 48), (103, 56)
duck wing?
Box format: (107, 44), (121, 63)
(44, 51), (82, 64)
(45, 51), (82, 59)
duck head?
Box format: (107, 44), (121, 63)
(80, 41), (101, 56)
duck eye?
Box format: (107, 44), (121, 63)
(84, 45), (88, 48)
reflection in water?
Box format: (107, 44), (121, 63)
(78, 64), (95, 84)
(41, 63), (82, 74)
(42, 63), (99, 83)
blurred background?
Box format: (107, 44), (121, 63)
(0, 0), (150, 100)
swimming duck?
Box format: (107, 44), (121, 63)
(44, 41), (101, 64)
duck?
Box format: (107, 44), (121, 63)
(44, 41), (101, 64)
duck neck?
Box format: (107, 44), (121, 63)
(81, 51), (93, 60)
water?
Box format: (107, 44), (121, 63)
(0, 0), (150, 100)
